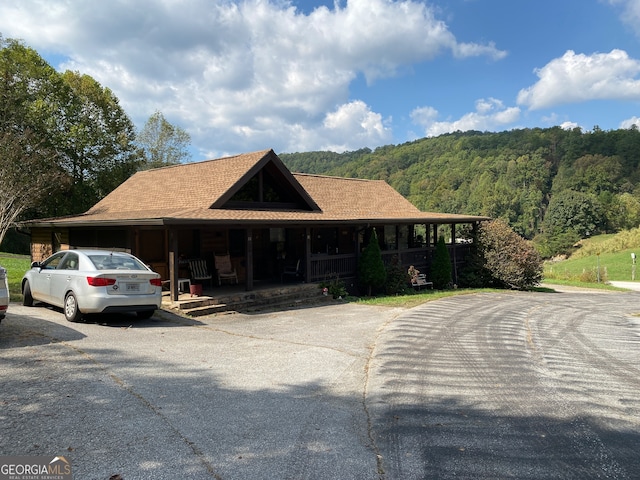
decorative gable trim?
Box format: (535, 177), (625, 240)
(211, 149), (321, 212)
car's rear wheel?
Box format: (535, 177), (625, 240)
(136, 310), (155, 319)
(64, 292), (82, 323)
(23, 281), (33, 307)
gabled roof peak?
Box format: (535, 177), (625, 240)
(87, 148), (320, 215)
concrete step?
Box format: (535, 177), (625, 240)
(165, 282), (333, 316)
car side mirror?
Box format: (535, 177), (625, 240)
(30, 261), (41, 269)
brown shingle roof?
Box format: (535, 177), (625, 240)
(294, 174), (421, 218)
(87, 149), (272, 214)
(29, 149), (490, 227)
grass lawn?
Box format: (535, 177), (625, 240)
(0, 253), (31, 301)
(353, 288), (506, 308)
(545, 247), (640, 283)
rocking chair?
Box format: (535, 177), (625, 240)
(188, 259), (213, 288)
(281, 258), (302, 283)
(214, 253), (238, 285)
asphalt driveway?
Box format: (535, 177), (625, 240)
(1, 288), (639, 479)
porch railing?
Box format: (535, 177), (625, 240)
(308, 244), (474, 284)
(308, 249), (431, 282)
(309, 254), (357, 282)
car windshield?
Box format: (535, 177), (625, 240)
(88, 254), (148, 271)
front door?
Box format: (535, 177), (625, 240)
(49, 252), (80, 307)
(31, 251), (66, 304)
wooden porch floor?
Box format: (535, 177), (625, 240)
(161, 281), (332, 316)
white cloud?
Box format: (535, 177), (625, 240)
(410, 106), (439, 125)
(318, 100), (392, 152)
(609, 0), (640, 35)
(453, 41), (507, 61)
(517, 49), (640, 110)
(411, 98), (520, 137)
(560, 121), (581, 130)
(0, 0), (506, 158)
(620, 115), (640, 129)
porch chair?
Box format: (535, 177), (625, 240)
(281, 258), (302, 283)
(214, 253), (238, 285)
(188, 258), (213, 288)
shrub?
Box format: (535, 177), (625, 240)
(478, 219), (543, 290)
(578, 266), (608, 283)
(385, 255), (411, 295)
(358, 228), (386, 296)
(533, 227), (581, 258)
(458, 246), (495, 288)
(431, 236), (452, 289)
(320, 274), (348, 299)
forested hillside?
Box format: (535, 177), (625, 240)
(280, 127), (640, 256)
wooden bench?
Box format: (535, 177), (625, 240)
(411, 274), (433, 290)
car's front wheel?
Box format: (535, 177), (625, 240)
(64, 292), (82, 323)
(23, 281), (33, 307)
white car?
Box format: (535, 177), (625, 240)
(0, 266), (9, 322)
(22, 250), (162, 322)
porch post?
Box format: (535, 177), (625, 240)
(305, 227), (311, 283)
(169, 228), (179, 302)
(245, 228), (254, 291)
(451, 223), (458, 285)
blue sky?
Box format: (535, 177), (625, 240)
(2, 0), (640, 160)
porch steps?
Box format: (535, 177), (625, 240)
(165, 282), (332, 316)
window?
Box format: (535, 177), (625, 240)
(88, 254), (147, 271)
(59, 253), (79, 270)
(41, 252), (66, 270)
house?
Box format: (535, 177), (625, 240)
(23, 149), (490, 300)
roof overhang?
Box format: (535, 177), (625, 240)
(21, 214), (491, 229)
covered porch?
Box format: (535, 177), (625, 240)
(138, 220), (479, 302)
(27, 217), (482, 304)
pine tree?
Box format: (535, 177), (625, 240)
(431, 236), (452, 289)
(358, 229), (386, 296)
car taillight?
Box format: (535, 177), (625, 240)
(0, 305), (7, 311)
(87, 277), (117, 287)
(150, 278), (163, 287)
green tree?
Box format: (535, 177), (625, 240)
(58, 71), (140, 213)
(431, 236), (452, 289)
(136, 110), (191, 169)
(358, 228), (386, 296)
(543, 190), (603, 238)
(0, 36), (70, 240)
(0, 37), (141, 223)
(611, 192), (640, 230)
(567, 154), (622, 194)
